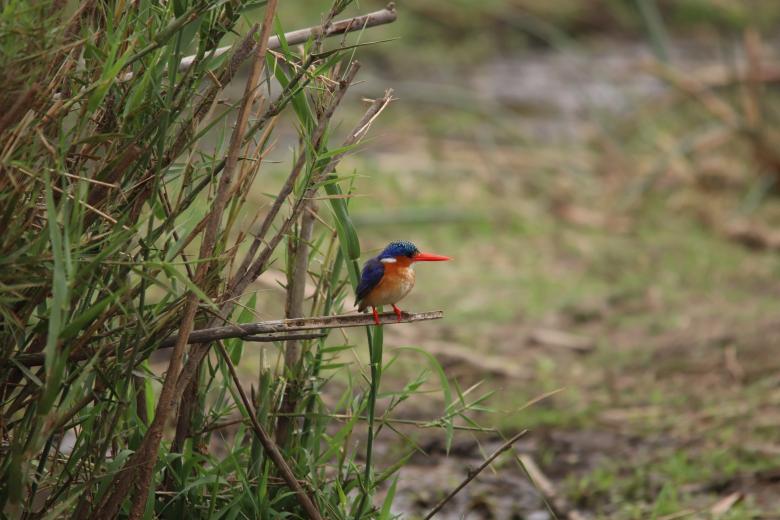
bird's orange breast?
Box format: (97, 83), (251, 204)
(360, 261), (416, 308)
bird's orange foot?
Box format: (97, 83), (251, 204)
(372, 307), (381, 326)
(392, 304), (403, 322)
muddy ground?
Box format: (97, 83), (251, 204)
(212, 28), (780, 518)
(333, 38), (780, 519)
(369, 306), (780, 519)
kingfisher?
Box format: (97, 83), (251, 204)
(355, 240), (451, 325)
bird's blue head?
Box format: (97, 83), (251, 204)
(376, 241), (451, 263)
(379, 240), (419, 260)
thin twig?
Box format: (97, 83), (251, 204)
(243, 332), (326, 342)
(175, 5), (397, 73)
(422, 430), (528, 520)
(202, 413), (499, 436)
(100, 5), (398, 86)
(214, 340), (323, 520)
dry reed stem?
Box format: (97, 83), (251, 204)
(91, 2), (280, 518)
(175, 4), (397, 73)
(214, 340), (323, 520)
(275, 200), (316, 445)
(169, 122), (274, 454)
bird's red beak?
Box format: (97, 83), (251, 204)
(413, 252), (451, 262)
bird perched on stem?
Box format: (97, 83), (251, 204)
(355, 241), (451, 325)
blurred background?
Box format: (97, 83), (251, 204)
(256, 1), (780, 517)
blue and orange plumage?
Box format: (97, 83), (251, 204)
(355, 241), (451, 324)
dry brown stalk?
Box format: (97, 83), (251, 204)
(169, 365), (202, 471)
(90, 2), (280, 518)
(171, 130), (265, 455)
(214, 340), (324, 520)
(275, 201), (317, 445)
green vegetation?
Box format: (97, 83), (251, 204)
(3, 0), (780, 518)
(0, 1), (489, 518)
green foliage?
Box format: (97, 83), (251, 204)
(0, 1), (478, 517)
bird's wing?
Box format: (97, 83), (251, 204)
(355, 258), (385, 305)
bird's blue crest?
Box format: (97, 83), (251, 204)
(379, 240), (419, 259)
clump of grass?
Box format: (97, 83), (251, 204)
(0, 1), (486, 517)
